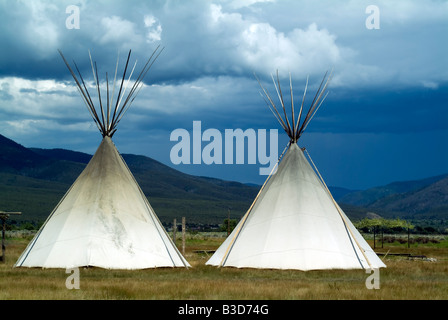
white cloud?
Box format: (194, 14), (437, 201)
(99, 16), (142, 48)
(188, 4), (343, 80)
(239, 22), (340, 77)
(4, 119), (93, 135)
(0, 77), (86, 120)
(134, 77), (237, 115)
(144, 14), (162, 42)
(22, 1), (60, 59)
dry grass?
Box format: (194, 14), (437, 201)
(1, 234), (447, 300)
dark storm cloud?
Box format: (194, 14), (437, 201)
(312, 84), (448, 134)
(0, 0), (447, 189)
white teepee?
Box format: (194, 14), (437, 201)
(206, 71), (385, 271)
(15, 48), (190, 269)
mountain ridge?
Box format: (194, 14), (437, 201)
(1, 133), (447, 224)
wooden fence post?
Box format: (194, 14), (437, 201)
(1, 217), (5, 262)
(173, 218), (177, 243)
(182, 217), (186, 256)
(227, 209), (230, 236)
(0, 211), (21, 262)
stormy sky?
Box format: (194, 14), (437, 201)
(0, 0), (447, 190)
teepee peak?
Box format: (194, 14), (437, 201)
(255, 70), (333, 144)
(58, 47), (163, 138)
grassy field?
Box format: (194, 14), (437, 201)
(0, 232), (447, 300)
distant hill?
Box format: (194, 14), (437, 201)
(0, 134), (86, 184)
(339, 174), (448, 219)
(339, 174), (448, 206)
(0, 133), (259, 225)
(30, 147), (92, 164)
(0, 133), (49, 172)
(1, 133), (447, 225)
(365, 175), (448, 219)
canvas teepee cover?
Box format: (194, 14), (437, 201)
(206, 72), (385, 271)
(15, 48), (189, 269)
